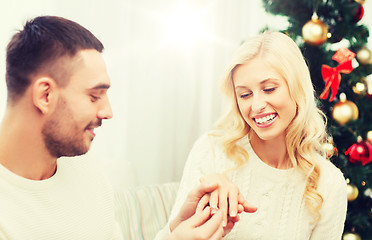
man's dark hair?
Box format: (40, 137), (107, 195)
(6, 16), (104, 103)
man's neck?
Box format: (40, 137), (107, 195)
(0, 156), (57, 180)
(0, 110), (57, 180)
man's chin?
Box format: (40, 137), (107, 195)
(55, 144), (90, 158)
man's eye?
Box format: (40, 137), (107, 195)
(90, 95), (101, 102)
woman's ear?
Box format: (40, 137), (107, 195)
(32, 77), (58, 114)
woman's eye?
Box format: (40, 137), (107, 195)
(263, 87), (276, 93)
(239, 93), (252, 98)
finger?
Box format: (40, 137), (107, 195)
(189, 207), (212, 227)
(218, 189), (228, 227)
(228, 214), (240, 223)
(209, 189), (219, 215)
(190, 182), (219, 202)
(228, 187), (238, 217)
(242, 202), (257, 213)
(237, 192), (247, 205)
(238, 194), (257, 213)
(209, 221), (224, 240)
(196, 210), (223, 238)
(237, 204), (244, 214)
(223, 220), (235, 237)
(196, 193), (210, 213)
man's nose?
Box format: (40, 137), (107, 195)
(97, 96), (113, 120)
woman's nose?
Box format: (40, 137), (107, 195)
(251, 94), (267, 113)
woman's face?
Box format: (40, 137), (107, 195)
(233, 58), (297, 142)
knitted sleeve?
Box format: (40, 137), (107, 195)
(310, 162), (347, 240)
(154, 133), (217, 239)
(0, 230), (6, 240)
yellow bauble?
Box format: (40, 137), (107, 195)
(302, 13), (328, 46)
(343, 232), (361, 240)
(355, 0), (365, 4)
(347, 183), (359, 201)
(356, 47), (372, 65)
(322, 142), (335, 158)
(366, 75), (372, 95)
(352, 79), (367, 95)
(364, 187), (372, 198)
(332, 93), (359, 125)
(367, 131), (372, 144)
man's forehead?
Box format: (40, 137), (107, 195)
(66, 50), (110, 89)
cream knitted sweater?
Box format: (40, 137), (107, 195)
(0, 155), (122, 240)
(156, 133), (347, 240)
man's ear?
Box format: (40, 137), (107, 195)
(32, 77), (58, 114)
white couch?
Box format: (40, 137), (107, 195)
(114, 182), (179, 239)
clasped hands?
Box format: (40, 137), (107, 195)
(168, 173), (257, 240)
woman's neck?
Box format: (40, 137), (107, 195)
(249, 131), (292, 169)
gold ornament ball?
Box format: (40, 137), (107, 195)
(347, 183), (359, 201)
(323, 142), (335, 158)
(355, 0), (365, 4)
(332, 93), (359, 125)
(352, 79), (367, 95)
(367, 131), (372, 144)
(343, 232), (361, 240)
(356, 47), (372, 65)
(302, 15), (328, 46)
(366, 75), (372, 95)
(364, 188), (372, 198)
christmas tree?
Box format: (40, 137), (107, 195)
(262, 0), (372, 239)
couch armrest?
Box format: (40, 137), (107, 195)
(114, 182), (179, 240)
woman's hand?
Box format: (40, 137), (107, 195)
(197, 173), (257, 236)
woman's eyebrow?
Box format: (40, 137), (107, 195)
(259, 78), (280, 85)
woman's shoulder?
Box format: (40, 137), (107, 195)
(191, 131), (224, 150)
(318, 158), (344, 179)
(317, 157), (347, 194)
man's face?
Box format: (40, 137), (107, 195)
(42, 50), (113, 158)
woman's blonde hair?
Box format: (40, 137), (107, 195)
(213, 31), (327, 221)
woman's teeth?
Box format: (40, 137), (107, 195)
(255, 114), (276, 124)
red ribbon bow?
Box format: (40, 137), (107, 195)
(319, 48), (356, 102)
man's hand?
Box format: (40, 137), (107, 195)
(169, 182), (219, 231)
(168, 182), (224, 240)
(168, 207), (224, 240)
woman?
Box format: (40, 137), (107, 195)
(157, 31), (347, 239)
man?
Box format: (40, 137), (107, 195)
(0, 16), (225, 239)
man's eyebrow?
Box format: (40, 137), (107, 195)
(89, 83), (111, 90)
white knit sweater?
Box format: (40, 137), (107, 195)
(156, 133), (347, 240)
(0, 155), (122, 240)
